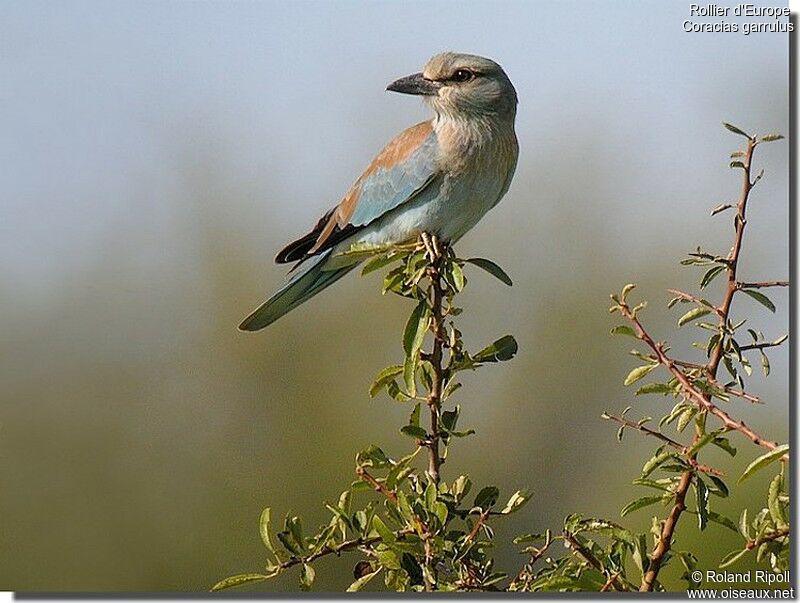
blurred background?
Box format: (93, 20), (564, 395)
(0, 0), (789, 592)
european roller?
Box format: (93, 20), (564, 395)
(240, 53), (518, 331)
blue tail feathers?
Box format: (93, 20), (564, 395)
(238, 250), (354, 331)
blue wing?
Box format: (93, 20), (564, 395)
(275, 121), (440, 263)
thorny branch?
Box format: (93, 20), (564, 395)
(601, 413), (724, 477)
(622, 136), (788, 591)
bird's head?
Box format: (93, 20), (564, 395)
(387, 52), (517, 120)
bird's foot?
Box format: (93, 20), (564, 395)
(420, 232), (442, 263)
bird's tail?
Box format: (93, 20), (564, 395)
(238, 250), (354, 331)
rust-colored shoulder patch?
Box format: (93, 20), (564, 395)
(337, 120), (433, 224)
(310, 121), (433, 254)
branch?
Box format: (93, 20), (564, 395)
(271, 528), (415, 574)
(745, 527), (790, 551)
(619, 304), (785, 458)
(355, 466), (398, 504)
(601, 413), (724, 476)
(739, 341), (786, 352)
(633, 135), (787, 591)
(562, 531), (629, 592)
(422, 233), (446, 486)
(738, 281), (789, 289)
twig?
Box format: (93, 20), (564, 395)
(745, 527), (790, 550)
(270, 528), (413, 574)
(601, 413), (724, 476)
(465, 510), (490, 544)
(356, 466), (398, 504)
(667, 289), (723, 317)
(636, 136), (787, 591)
(738, 281), (789, 289)
(619, 305), (785, 458)
(562, 531), (628, 592)
(423, 233), (446, 486)
(739, 341), (786, 352)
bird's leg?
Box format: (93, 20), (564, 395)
(430, 233), (442, 261)
(420, 231), (436, 262)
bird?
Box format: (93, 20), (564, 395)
(239, 52), (519, 331)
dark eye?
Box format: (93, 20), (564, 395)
(451, 69), (474, 83)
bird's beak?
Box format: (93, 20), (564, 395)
(386, 72), (440, 96)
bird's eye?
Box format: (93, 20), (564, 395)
(451, 69), (475, 83)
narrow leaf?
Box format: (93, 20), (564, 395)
(211, 573), (271, 592)
(740, 289), (776, 313)
(624, 363), (658, 386)
(678, 307), (711, 327)
(464, 257), (513, 286)
(738, 445), (789, 483)
(621, 495), (664, 517)
(723, 122), (751, 138)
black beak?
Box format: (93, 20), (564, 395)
(386, 72), (440, 96)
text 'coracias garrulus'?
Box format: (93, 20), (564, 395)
(239, 52), (519, 331)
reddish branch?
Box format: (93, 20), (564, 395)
(562, 531), (628, 592)
(421, 233), (446, 487)
(356, 466), (398, 504)
(619, 304), (784, 457)
(601, 413), (724, 476)
(745, 527), (790, 550)
(627, 136), (787, 591)
(738, 281), (789, 289)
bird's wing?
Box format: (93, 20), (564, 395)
(276, 121), (439, 263)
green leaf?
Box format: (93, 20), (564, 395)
(719, 548), (748, 569)
(641, 450), (673, 478)
(259, 508), (277, 558)
(400, 425), (427, 439)
(501, 489), (531, 514)
(299, 563), (315, 591)
(464, 257), (513, 286)
(712, 436), (737, 457)
(695, 478), (709, 531)
(740, 289), (776, 313)
(678, 307), (711, 327)
(356, 444), (390, 468)
(738, 445), (789, 483)
(361, 252), (401, 276)
(739, 508), (750, 539)
(369, 365), (403, 398)
(621, 495), (665, 517)
(211, 573), (272, 592)
(433, 501), (448, 526)
(700, 265), (726, 289)
(708, 511), (738, 533)
(372, 515), (395, 544)
(474, 486), (500, 509)
(624, 363), (658, 386)
(723, 122), (752, 138)
(760, 133), (784, 142)
(402, 354), (417, 397)
(403, 301), (430, 357)
(347, 567), (383, 593)
(473, 335), (518, 363)
(686, 430), (721, 457)
(447, 261), (465, 292)
(707, 475), (729, 498)
(768, 474), (788, 527)
(610, 325), (637, 338)
(408, 402), (420, 427)
(635, 382), (673, 395)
